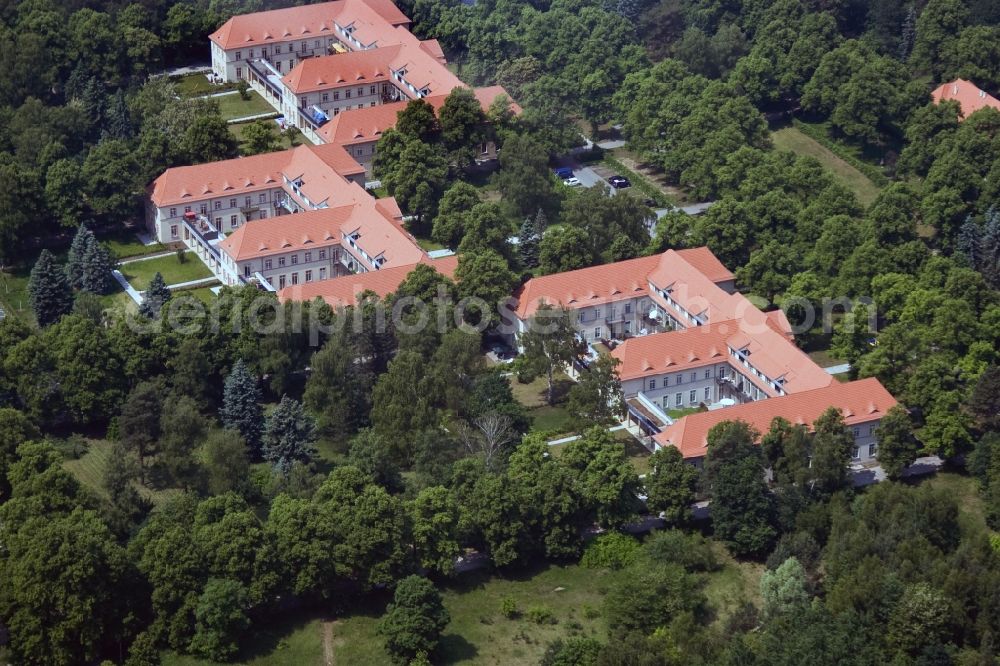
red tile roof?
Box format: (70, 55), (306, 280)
(514, 254), (662, 319)
(675, 247), (735, 284)
(149, 143), (364, 208)
(653, 378), (897, 459)
(219, 196), (424, 267)
(209, 0), (409, 51)
(281, 45), (401, 93)
(316, 85), (521, 146)
(611, 318), (832, 395)
(931, 79), (1000, 119)
(276, 254), (458, 305)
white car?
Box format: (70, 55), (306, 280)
(563, 176), (582, 187)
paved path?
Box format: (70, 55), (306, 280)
(547, 424), (626, 446)
(168, 277), (218, 290)
(152, 64), (211, 78)
(119, 250), (177, 265)
(199, 90), (239, 99)
(112, 270), (142, 304)
(227, 112), (280, 124)
(824, 363), (851, 375)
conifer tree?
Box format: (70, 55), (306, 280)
(262, 395), (316, 472)
(81, 239), (116, 295)
(28, 249), (73, 327)
(899, 5), (917, 61)
(956, 217), (981, 270)
(139, 272), (171, 318)
(518, 216), (541, 269)
(66, 225), (96, 289)
(220, 359), (264, 457)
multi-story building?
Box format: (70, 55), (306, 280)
(316, 86), (520, 175)
(653, 378), (898, 464)
(217, 196), (425, 289)
(276, 254), (458, 306)
(932, 78), (1000, 120)
(611, 319), (833, 417)
(208, 0), (412, 83)
(510, 247), (760, 346)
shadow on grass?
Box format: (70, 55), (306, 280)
(438, 633), (478, 662)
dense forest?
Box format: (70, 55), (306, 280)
(2, 0), (1000, 664)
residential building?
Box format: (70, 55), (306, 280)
(218, 197), (426, 289)
(652, 378), (898, 464)
(316, 86), (521, 174)
(931, 78), (1000, 119)
(611, 318), (833, 416)
(511, 247), (771, 346)
(276, 254), (458, 306)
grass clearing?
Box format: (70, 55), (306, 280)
(162, 612), (325, 666)
(100, 229), (165, 259)
(701, 542), (764, 628)
(771, 127), (881, 207)
(63, 439), (181, 506)
(216, 90), (276, 121)
(121, 252), (213, 290)
(922, 471), (988, 533)
(171, 72), (236, 98)
(0, 264), (32, 322)
(230, 120), (312, 151)
(333, 563), (619, 665)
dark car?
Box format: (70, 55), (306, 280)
(608, 175), (631, 189)
(554, 167), (574, 179)
(643, 198), (657, 207)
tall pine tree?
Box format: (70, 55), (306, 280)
(518, 216), (541, 269)
(220, 359), (264, 457)
(262, 395), (316, 472)
(81, 239), (116, 295)
(899, 5), (917, 61)
(28, 249), (73, 326)
(139, 272), (171, 318)
(66, 225), (96, 289)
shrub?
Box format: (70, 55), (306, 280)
(580, 532), (641, 570)
(237, 79), (250, 100)
(643, 530), (720, 572)
(526, 606), (557, 625)
(500, 596), (519, 619)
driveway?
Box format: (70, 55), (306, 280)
(573, 165), (615, 195)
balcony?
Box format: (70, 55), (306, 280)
(241, 204), (260, 214)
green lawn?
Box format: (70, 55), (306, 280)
(622, 432), (652, 475)
(63, 439), (180, 506)
(216, 90), (276, 121)
(101, 229), (165, 259)
(922, 472), (988, 533)
(509, 373), (577, 436)
(771, 127), (881, 207)
(162, 611), (326, 666)
(173, 285), (220, 306)
(121, 252), (213, 290)
(510, 373), (573, 409)
(701, 542), (764, 628)
(667, 407), (702, 419)
(335, 563), (619, 665)
(0, 264), (33, 322)
(229, 120), (312, 153)
(171, 72), (236, 98)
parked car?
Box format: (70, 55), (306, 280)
(563, 176), (582, 187)
(554, 167), (574, 179)
(608, 175), (631, 189)
(643, 198), (657, 207)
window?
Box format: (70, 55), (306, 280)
(184, 206), (192, 213)
(851, 446), (860, 460)
(704, 387), (711, 400)
(852, 427), (860, 438)
(345, 89), (351, 98)
(320, 267), (327, 279)
(319, 249), (327, 260)
(236, 67), (242, 78)
(595, 308), (601, 318)
(689, 390), (696, 403)
(594, 327), (602, 338)
(170, 225), (178, 238)
(291, 272), (298, 285)
(291, 255), (298, 265)
(229, 198), (236, 208)
(259, 193), (266, 203)
(624, 302), (632, 313)
(334, 91), (340, 100)
(278, 257), (286, 267)
(264, 259), (272, 270)
(260, 211), (267, 219)
(214, 201), (221, 210)
(230, 215), (237, 227)
(244, 196), (251, 206)
(300, 96), (307, 107)
(357, 87), (363, 96)
(236, 51), (242, 60)
(278, 274), (286, 288)
(248, 49), (254, 58)
(675, 393), (682, 406)
(169, 207), (176, 217)
(870, 443), (878, 456)
(356, 147), (363, 156)
(370, 101), (376, 107)
(649, 379), (656, 390)
(676, 374), (683, 385)
(322, 93), (329, 102)
(305, 270), (313, 282)
(277, 61), (282, 72)
(690, 372), (697, 382)
(370, 85), (376, 95)
(244, 265), (251, 277)
(215, 217), (222, 226)
(300, 41), (307, 52)
(314, 40), (320, 48)
(304, 252), (312, 262)
(704, 369), (711, 379)
(275, 45), (281, 54)
(869, 424), (875, 435)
